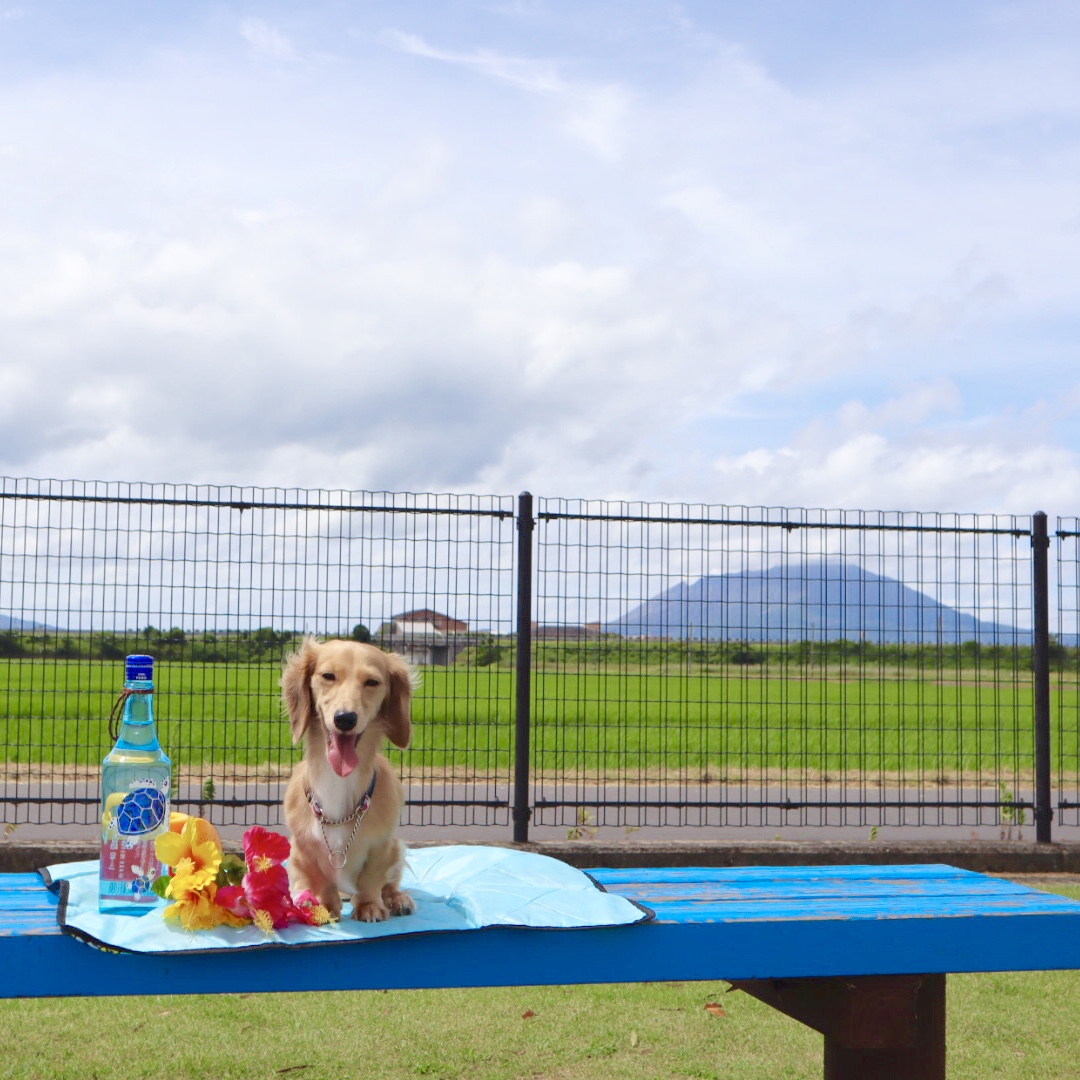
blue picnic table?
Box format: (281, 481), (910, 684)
(4, 862), (1080, 1080)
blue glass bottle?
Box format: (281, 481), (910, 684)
(99, 654), (172, 912)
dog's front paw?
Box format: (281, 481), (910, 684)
(352, 898), (390, 923)
(384, 888), (415, 917)
(307, 886), (342, 920)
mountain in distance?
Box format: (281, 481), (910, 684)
(0, 615), (51, 631)
(604, 558), (1029, 645)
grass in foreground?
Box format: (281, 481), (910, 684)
(4, 974), (1080, 1080)
(2, 982), (819, 1080)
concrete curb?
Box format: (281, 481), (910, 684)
(6, 837), (1080, 875)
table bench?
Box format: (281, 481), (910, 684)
(4, 862), (1080, 1080)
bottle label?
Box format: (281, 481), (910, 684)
(100, 836), (161, 902)
(100, 776), (170, 904)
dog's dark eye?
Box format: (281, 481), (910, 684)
(364, 677), (381, 688)
(320, 672), (336, 682)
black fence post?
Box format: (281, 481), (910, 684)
(513, 492), (535, 843)
(1032, 510), (1053, 844)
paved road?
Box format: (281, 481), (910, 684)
(6, 778), (1079, 846)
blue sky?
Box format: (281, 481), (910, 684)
(1, 1), (1078, 514)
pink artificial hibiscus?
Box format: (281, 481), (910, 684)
(217, 826), (333, 931)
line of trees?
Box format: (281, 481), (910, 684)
(527, 636), (1077, 672)
(0, 626), (322, 663)
(3, 626), (1077, 673)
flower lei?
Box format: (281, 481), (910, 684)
(153, 814), (333, 932)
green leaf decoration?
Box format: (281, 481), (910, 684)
(218, 853), (248, 888)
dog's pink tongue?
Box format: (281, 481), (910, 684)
(328, 732), (359, 778)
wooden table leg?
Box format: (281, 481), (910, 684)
(732, 973), (945, 1080)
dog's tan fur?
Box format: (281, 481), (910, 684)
(280, 637), (415, 922)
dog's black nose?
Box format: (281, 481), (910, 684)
(333, 710), (358, 732)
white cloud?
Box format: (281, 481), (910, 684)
(384, 30), (564, 94)
(0, 1), (1079, 521)
(558, 81), (632, 161)
(660, 183), (790, 268)
(240, 18), (296, 61)
(384, 28), (632, 160)
(708, 390), (1080, 514)
(514, 195), (577, 255)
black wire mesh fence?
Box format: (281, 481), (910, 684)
(0, 478), (517, 829)
(0, 477), (1070, 840)
(1056, 517), (1080, 828)
(527, 499), (1045, 837)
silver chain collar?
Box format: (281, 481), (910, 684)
(307, 772), (376, 871)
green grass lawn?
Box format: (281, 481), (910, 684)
(2, 882), (1079, 1080)
(3, 656), (1072, 781)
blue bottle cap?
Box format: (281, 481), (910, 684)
(125, 654), (154, 682)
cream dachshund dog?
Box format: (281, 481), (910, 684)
(281, 636), (416, 922)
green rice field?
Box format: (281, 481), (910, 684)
(1, 657), (1074, 779)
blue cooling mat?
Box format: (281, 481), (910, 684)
(43, 844), (651, 954)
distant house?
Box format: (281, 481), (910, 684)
(377, 609), (471, 665)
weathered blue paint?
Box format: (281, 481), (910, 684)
(2, 863), (1080, 999)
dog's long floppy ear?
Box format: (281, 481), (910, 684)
(379, 651), (415, 749)
(281, 637), (319, 745)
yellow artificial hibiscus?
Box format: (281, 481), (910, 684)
(168, 811), (223, 849)
(156, 815), (223, 888)
(161, 858), (248, 930)
(154, 815), (247, 930)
